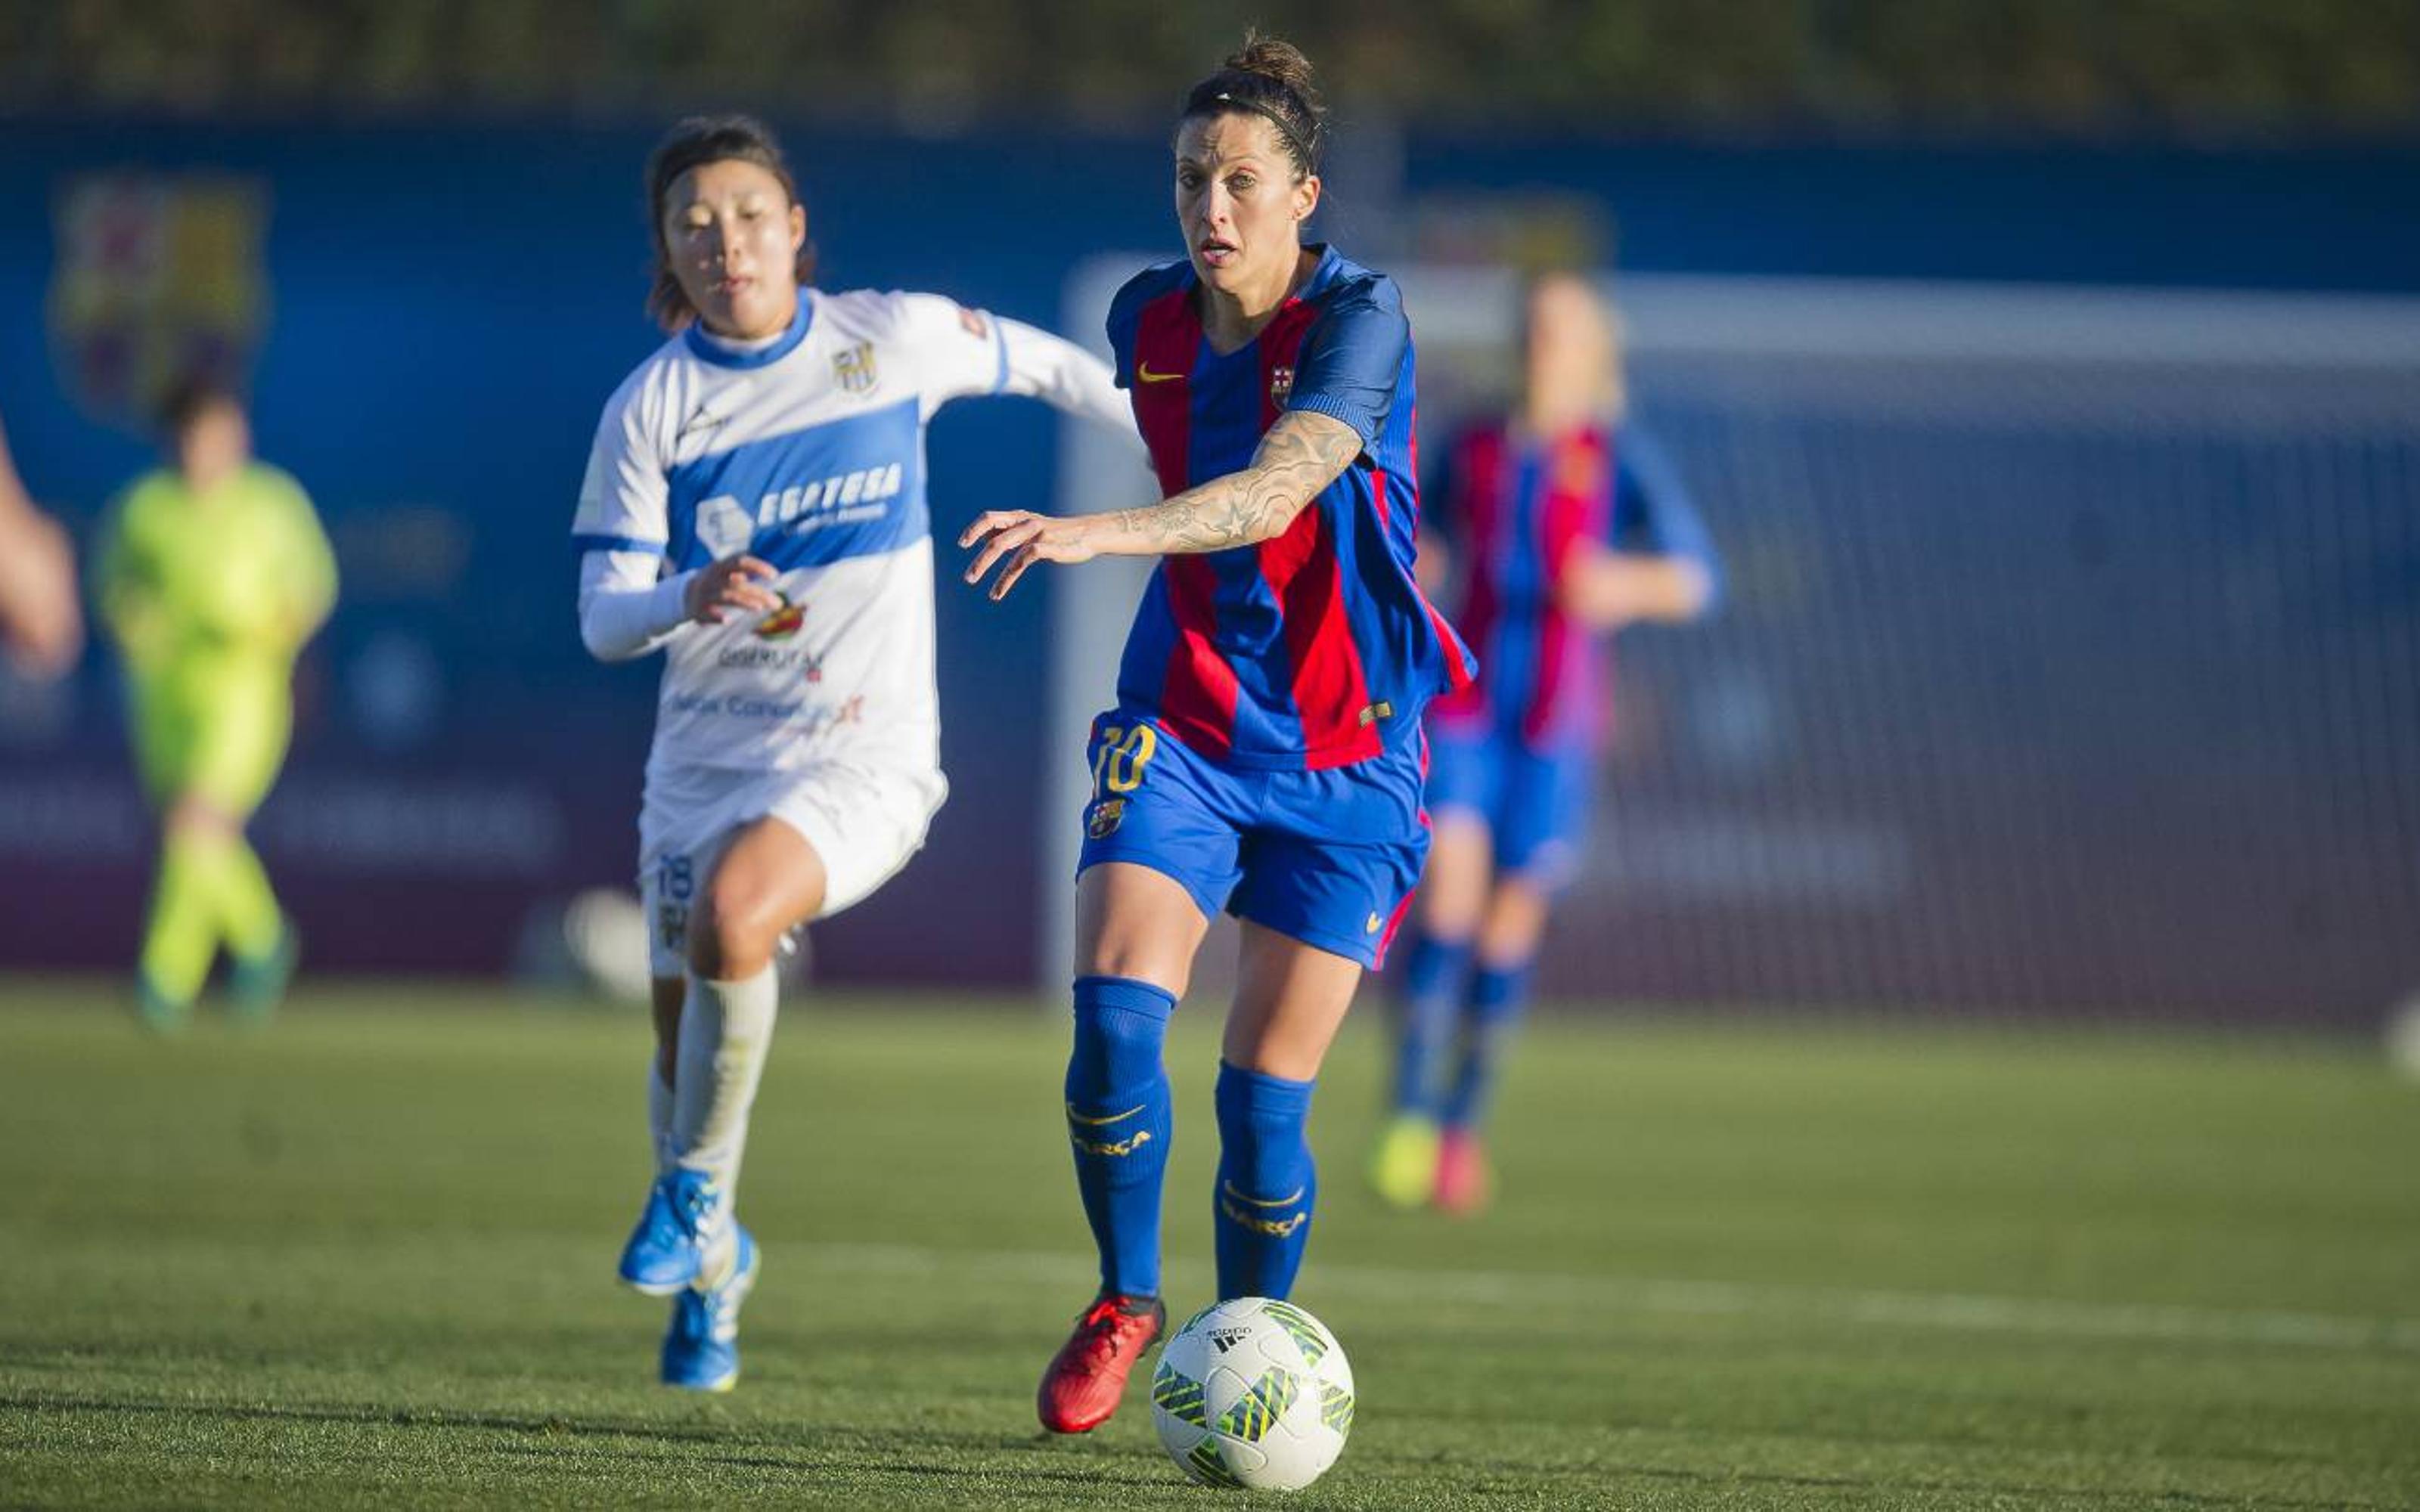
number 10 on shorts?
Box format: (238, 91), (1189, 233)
(1086, 723), (1157, 840)
(1091, 723), (1158, 798)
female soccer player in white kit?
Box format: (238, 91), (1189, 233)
(572, 116), (1133, 1391)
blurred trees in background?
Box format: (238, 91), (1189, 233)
(2, 0), (2415, 138)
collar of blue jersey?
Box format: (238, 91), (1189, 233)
(1296, 243), (1343, 300)
(684, 290), (814, 370)
(1176, 243), (1343, 307)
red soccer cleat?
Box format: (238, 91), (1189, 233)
(1434, 1126), (1494, 1216)
(1036, 1292), (1166, 1433)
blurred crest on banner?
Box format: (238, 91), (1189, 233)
(48, 174), (271, 429)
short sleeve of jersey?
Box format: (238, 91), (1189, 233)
(1610, 427), (1715, 568)
(888, 291), (1010, 414)
(261, 465), (318, 535)
(1286, 274), (1410, 448)
(1103, 271), (1151, 391)
(571, 374), (669, 558)
(259, 465), (337, 603)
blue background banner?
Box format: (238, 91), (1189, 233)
(2, 121), (2415, 1011)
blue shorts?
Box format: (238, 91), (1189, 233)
(1076, 711), (1429, 969)
(1423, 724), (1593, 891)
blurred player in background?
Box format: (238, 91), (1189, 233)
(575, 115), (1132, 1393)
(1373, 272), (1721, 1214)
(94, 376), (335, 1031)
(961, 34), (1473, 1434)
(0, 410), (84, 679)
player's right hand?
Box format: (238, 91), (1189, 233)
(683, 554), (780, 624)
(959, 511), (1102, 601)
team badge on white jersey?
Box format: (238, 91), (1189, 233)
(833, 340), (879, 395)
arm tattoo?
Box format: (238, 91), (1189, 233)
(1112, 411), (1363, 553)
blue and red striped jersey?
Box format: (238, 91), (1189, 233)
(1104, 246), (1475, 771)
(1429, 418), (1720, 751)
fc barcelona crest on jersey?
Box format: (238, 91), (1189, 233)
(1087, 798), (1127, 839)
(1268, 365), (1295, 405)
(833, 340), (879, 395)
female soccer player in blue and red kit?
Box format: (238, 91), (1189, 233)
(961, 34), (1472, 1434)
(1372, 272), (1721, 1215)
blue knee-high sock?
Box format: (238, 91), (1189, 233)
(1441, 960), (1537, 1131)
(1392, 934), (1472, 1117)
(1213, 1062), (1317, 1301)
(1065, 976), (1176, 1300)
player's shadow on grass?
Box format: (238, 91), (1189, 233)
(5, 1390), (1175, 1491)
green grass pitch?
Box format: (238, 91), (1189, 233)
(2, 982), (2415, 1508)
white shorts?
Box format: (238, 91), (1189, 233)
(637, 761), (947, 978)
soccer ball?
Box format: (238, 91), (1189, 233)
(1150, 1297), (1354, 1491)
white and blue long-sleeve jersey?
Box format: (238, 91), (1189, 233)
(573, 288), (1129, 785)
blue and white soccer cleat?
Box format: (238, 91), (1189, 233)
(616, 1168), (725, 1295)
(661, 1223), (759, 1393)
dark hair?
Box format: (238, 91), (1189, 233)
(644, 114), (817, 331)
(1179, 33), (1326, 181)
(154, 370), (244, 438)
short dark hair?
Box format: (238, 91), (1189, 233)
(643, 114), (817, 331)
(1179, 32), (1327, 181)
(154, 371), (244, 438)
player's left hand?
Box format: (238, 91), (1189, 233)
(959, 511), (1101, 601)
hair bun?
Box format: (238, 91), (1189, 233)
(1225, 33), (1320, 110)
(1181, 31), (1328, 177)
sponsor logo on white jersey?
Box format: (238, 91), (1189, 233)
(694, 463), (909, 555)
(695, 495), (755, 557)
(755, 464), (904, 527)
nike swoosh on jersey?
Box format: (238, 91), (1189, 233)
(1134, 364), (1186, 384)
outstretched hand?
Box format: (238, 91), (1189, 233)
(684, 554), (780, 624)
(959, 511), (1103, 601)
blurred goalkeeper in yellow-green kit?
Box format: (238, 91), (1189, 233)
(95, 376), (337, 1030)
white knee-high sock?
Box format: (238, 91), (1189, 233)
(671, 965), (778, 1277)
(647, 1061), (675, 1177)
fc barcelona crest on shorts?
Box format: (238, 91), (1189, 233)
(833, 340), (879, 395)
(1087, 798), (1127, 839)
(1268, 365), (1295, 405)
